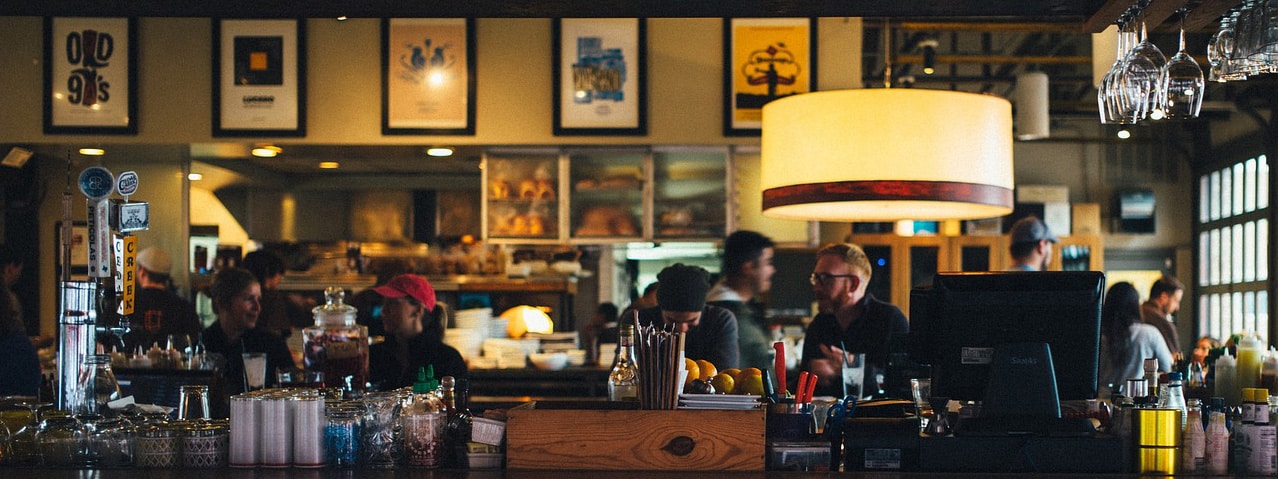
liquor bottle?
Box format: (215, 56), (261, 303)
(608, 323), (639, 402)
(1205, 410), (1230, 475)
(441, 376), (473, 469)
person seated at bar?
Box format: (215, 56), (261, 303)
(242, 250), (312, 339)
(349, 258), (416, 338)
(1098, 281), (1173, 399)
(125, 246), (203, 353)
(201, 267), (295, 395)
(0, 280), (39, 397)
(636, 263), (739, 369)
(368, 274), (467, 391)
(801, 243), (908, 398)
(707, 230), (777, 372)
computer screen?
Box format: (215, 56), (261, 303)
(910, 271), (1105, 404)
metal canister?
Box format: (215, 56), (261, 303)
(259, 393), (294, 467)
(228, 394), (258, 467)
(183, 420), (228, 468)
(291, 395), (326, 467)
(135, 420), (181, 468)
(1133, 407), (1182, 475)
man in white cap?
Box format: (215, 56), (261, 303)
(1006, 216), (1058, 271)
(126, 246), (203, 352)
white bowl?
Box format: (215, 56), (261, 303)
(528, 352), (568, 370)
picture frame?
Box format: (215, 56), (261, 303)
(212, 19), (306, 137)
(382, 18), (476, 135)
(43, 17), (138, 135)
(722, 18), (817, 136)
(553, 18), (647, 136)
(54, 221), (90, 281)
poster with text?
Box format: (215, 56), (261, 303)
(44, 17), (137, 134)
(724, 18), (815, 136)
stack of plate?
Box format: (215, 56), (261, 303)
(443, 328), (485, 361)
(454, 308), (493, 330)
(677, 394), (763, 410)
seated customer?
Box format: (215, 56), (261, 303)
(368, 274), (467, 391)
(126, 246), (203, 352)
(201, 268), (295, 395)
(801, 243), (908, 398)
(636, 264), (739, 369)
(1098, 281), (1173, 399)
(0, 282), (39, 397)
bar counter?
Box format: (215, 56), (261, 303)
(0, 469), (1153, 479)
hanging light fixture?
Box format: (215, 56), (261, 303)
(1016, 71), (1050, 141)
(760, 20), (1014, 222)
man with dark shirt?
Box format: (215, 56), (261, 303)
(636, 263), (739, 369)
(800, 243), (909, 398)
(1142, 274), (1185, 361)
(126, 247), (203, 352)
(707, 230), (776, 372)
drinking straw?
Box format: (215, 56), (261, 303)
(763, 369), (776, 403)
(839, 341), (851, 398)
(773, 341), (787, 396)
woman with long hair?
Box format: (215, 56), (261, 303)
(367, 274), (467, 390)
(1098, 281), (1172, 399)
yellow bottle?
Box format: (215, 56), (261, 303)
(1238, 335), (1264, 391)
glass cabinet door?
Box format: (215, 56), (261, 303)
(484, 151), (561, 240)
(567, 150), (644, 240)
(652, 148), (728, 240)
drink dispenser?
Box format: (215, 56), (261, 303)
(58, 281), (97, 414)
(302, 287), (369, 391)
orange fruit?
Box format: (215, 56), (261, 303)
(695, 359), (717, 380)
(684, 358), (699, 386)
(737, 368), (765, 396)
(711, 372), (736, 394)
(721, 368), (742, 383)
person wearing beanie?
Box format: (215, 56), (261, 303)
(800, 243), (908, 398)
(367, 274), (467, 390)
(126, 246), (202, 352)
(636, 263), (740, 369)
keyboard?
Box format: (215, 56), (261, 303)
(954, 415), (1096, 437)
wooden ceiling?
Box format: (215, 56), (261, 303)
(0, 0), (1242, 33)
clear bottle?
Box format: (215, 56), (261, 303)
(1160, 372), (1188, 429)
(1182, 406), (1205, 474)
(1205, 410), (1230, 475)
(1216, 353), (1240, 407)
(303, 287), (369, 391)
(608, 323), (639, 402)
(403, 368), (446, 468)
(1261, 347), (1278, 395)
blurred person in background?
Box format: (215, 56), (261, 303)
(637, 264), (739, 369)
(1006, 216), (1057, 271)
(707, 230), (777, 372)
(242, 250), (311, 339)
(350, 258), (417, 338)
(1142, 274), (1185, 362)
(619, 281), (658, 324)
(1098, 281), (1173, 399)
(201, 268), (294, 395)
(368, 274), (467, 390)
(582, 302), (619, 364)
(0, 244), (25, 326)
(0, 282), (39, 396)
(126, 246), (202, 352)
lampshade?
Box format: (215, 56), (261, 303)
(761, 89), (1015, 222)
(1016, 72), (1050, 141)
(501, 305), (554, 337)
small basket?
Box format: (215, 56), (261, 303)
(471, 417), (507, 446)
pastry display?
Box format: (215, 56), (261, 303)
(575, 206), (639, 237)
(489, 179), (512, 199)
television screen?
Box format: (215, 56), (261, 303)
(910, 271), (1105, 404)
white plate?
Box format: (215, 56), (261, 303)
(677, 402), (761, 410)
(679, 394), (761, 403)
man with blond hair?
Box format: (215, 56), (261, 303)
(800, 243), (908, 398)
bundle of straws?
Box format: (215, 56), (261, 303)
(633, 316), (685, 410)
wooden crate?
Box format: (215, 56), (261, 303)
(505, 402), (766, 471)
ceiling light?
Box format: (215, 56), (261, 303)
(79, 148), (105, 156)
(188, 173), (204, 181)
(1117, 129), (1131, 139)
(426, 147), (454, 157)
(251, 145), (282, 158)
(1015, 72), (1050, 141)
(319, 161), (340, 169)
(761, 89), (1014, 222)
(336, 15), (348, 21)
(918, 37), (939, 75)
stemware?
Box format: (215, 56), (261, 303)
(1128, 15), (1168, 119)
(1161, 10), (1205, 120)
(1099, 17), (1133, 124)
(1112, 20), (1158, 124)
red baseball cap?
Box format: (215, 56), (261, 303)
(373, 274), (437, 310)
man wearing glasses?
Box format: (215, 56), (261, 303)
(799, 243), (908, 398)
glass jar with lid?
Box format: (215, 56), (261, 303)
(134, 417), (181, 468)
(303, 287), (369, 392)
(325, 402), (361, 467)
(183, 419), (229, 468)
(35, 411), (87, 467)
(88, 415), (135, 468)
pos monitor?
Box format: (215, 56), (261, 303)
(909, 271), (1104, 422)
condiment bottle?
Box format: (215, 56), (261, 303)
(1251, 388), (1278, 474)
(1238, 335), (1264, 391)
(1205, 410), (1230, 475)
(303, 287), (369, 391)
(1261, 347), (1278, 395)
(1215, 353), (1240, 407)
(403, 368), (446, 468)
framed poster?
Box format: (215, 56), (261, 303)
(382, 18), (476, 135)
(213, 19), (306, 137)
(553, 18), (647, 136)
(43, 17), (138, 135)
(723, 18), (816, 136)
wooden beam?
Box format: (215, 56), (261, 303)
(1185, 0), (1239, 32)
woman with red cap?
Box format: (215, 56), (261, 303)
(367, 274), (468, 390)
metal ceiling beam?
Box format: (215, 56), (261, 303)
(1084, 0), (1238, 33)
(894, 54), (1091, 65)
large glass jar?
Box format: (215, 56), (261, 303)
(303, 287), (369, 391)
(360, 391), (404, 468)
(36, 412), (87, 467)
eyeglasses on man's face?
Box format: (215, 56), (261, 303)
(810, 272), (856, 285)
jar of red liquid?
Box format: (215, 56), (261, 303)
(303, 287), (369, 391)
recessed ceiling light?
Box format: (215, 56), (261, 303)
(79, 148), (105, 156)
(188, 173), (204, 181)
(336, 15), (348, 21)
(426, 147), (454, 157)
(251, 145), (282, 158)
(1116, 129), (1131, 140)
(319, 161), (340, 169)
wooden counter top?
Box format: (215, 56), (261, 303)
(0, 469), (1141, 478)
